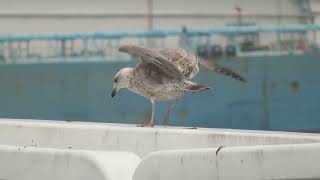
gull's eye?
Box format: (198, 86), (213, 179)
(114, 78), (118, 83)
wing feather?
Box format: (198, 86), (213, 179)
(119, 45), (185, 80)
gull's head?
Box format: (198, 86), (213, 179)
(111, 67), (133, 98)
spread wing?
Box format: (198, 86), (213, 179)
(119, 45), (185, 80)
(156, 48), (199, 79)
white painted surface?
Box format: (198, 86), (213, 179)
(133, 144), (320, 180)
(1, 119), (320, 180)
(218, 143), (320, 180)
(1, 119), (320, 157)
(0, 144), (140, 180)
(133, 148), (219, 180)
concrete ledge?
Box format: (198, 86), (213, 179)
(1, 119), (320, 179)
(1, 119), (320, 157)
(218, 143), (320, 180)
(0, 145), (140, 180)
(133, 148), (219, 180)
(134, 144), (320, 180)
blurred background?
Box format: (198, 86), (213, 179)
(0, 0), (320, 131)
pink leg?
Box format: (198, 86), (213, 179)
(137, 99), (156, 127)
(148, 99), (156, 127)
(162, 99), (179, 126)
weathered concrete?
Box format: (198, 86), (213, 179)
(133, 148), (219, 180)
(133, 144), (320, 180)
(1, 119), (320, 158)
(1, 119), (320, 180)
(0, 145), (140, 180)
(217, 143), (320, 180)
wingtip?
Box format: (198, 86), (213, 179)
(119, 45), (145, 54)
(238, 77), (246, 82)
(118, 45), (129, 52)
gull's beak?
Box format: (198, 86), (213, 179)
(111, 87), (117, 98)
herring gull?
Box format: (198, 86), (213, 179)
(111, 45), (244, 127)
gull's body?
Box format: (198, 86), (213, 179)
(126, 48), (205, 101)
(112, 45), (244, 127)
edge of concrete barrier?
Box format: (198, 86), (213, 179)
(0, 144), (141, 180)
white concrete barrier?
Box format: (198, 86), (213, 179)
(218, 143), (320, 180)
(134, 144), (320, 180)
(133, 148), (219, 180)
(0, 145), (140, 180)
(1, 119), (320, 180)
(0, 119), (320, 157)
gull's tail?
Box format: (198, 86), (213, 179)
(183, 81), (211, 92)
(199, 58), (246, 82)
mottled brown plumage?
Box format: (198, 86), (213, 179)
(156, 47), (245, 82)
(112, 45), (244, 127)
(156, 48), (199, 79)
(118, 45), (208, 101)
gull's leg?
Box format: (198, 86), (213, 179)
(147, 99), (156, 127)
(162, 99), (179, 126)
(137, 99), (156, 127)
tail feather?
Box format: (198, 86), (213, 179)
(214, 65), (246, 82)
(184, 81), (211, 92)
(199, 58), (246, 82)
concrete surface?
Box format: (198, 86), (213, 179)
(133, 144), (320, 180)
(0, 144), (140, 180)
(133, 148), (219, 180)
(1, 119), (320, 157)
(1, 119), (320, 158)
(218, 143), (320, 180)
(1, 119), (320, 180)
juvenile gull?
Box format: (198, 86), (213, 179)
(111, 45), (244, 127)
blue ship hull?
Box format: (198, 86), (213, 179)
(0, 52), (320, 131)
